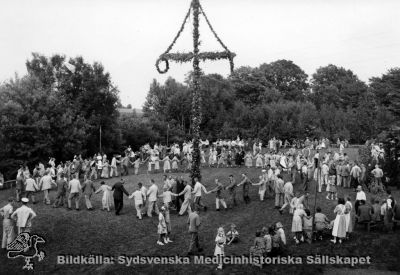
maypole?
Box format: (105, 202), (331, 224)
(156, 0), (235, 183)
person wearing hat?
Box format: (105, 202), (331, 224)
(11, 198), (37, 234)
(355, 185), (366, 213)
(0, 197), (16, 248)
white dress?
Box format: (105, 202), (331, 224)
(97, 185), (113, 210)
(292, 209), (305, 232)
(163, 158), (171, 171)
(214, 235), (226, 256)
(332, 204), (347, 238)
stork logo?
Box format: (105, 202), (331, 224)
(7, 232), (46, 270)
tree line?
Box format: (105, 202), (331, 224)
(1, 55), (399, 179)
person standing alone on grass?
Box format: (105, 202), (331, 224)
(192, 177), (208, 211)
(112, 178), (129, 215)
(68, 173), (82, 211)
(187, 207), (202, 255)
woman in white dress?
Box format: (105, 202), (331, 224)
(344, 197), (353, 239)
(162, 155), (171, 173)
(244, 152), (253, 168)
(95, 181), (113, 211)
(214, 227), (226, 270)
(254, 153), (263, 168)
(200, 150), (206, 166)
(171, 156), (179, 171)
(292, 204), (306, 244)
(331, 198), (347, 244)
(101, 160), (110, 179)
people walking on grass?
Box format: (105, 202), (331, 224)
(157, 206), (168, 246)
(24, 175), (38, 204)
(187, 207), (202, 255)
(292, 204), (306, 244)
(279, 180), (293, 215)
(331, 198), (347, 244)
(226, 175), (238, 208)
(192, 177), (208, 211)
(53, 173), (68, 208)
(207, 179), (227, 211)
(39, 170), (53, 205)
(238, 173), (252, 204)
(252, 174), (267, 202)
(274, 175), (285, 209)
(95, 181), (113, 211)
(146, 179), (160, 217)
(112, 178), (129, 215)
(82, 177), (95, 210)
(178, 180), (193, 216)
(129, 183), (145, 219)
(68, 173), (81, 211)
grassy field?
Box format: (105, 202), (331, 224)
(0, 148), (399, 274)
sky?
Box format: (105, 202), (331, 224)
(1, 0), (400, 108)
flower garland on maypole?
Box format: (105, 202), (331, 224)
(156, 0), (236, 183)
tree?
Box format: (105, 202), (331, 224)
(369, 68), (400, 118)
(310, 64), (367, 109)
(259, 59), (309, 101)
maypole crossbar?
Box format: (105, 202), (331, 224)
(155, 0), (236, 182)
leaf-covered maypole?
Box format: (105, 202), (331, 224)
(156, 0), (235, 183)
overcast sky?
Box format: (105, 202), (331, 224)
(1, 0), (399, 108)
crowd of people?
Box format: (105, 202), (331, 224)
(0, 136), (398, 270)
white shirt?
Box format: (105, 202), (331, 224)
(321, 164), (329, 175)
(25, 178), (39, 192)
(356, 191), (366, 201)
(129, 190), (143, 205)
(192, 181), (207, 197)
(68, 179), (82, 194)
(161, 191), (172, 204)
(147, 184), (158, 202)
(283, 182), (293, 195)
(11, 205), (36, 228)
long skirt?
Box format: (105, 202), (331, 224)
(345, 213), (353, 233)
(245, 158), (252, 167)
(163, 161), (171, 171)
(332, 214), (346, 238)
(291, 216), (303, 232)
(102, 190), (113, 210)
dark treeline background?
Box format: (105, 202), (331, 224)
(1, 54), (399, 179)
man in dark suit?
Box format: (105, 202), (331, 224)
(112, 178), (129, 215)
(175, 176), (185, 212)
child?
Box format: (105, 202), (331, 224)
(214, 227), (226, 270)
(157, 206), (168, 245)
(292, 204), (306, 244)
(262, 227), (272, 255)
(207, 179), (228, 211)
(271, 227), (281, 256)
(226, 224), (239, 244)
(326, 176), (338, 200)
(164, 205), (173, 243)
(95, 181), (113, 211)
(275, 222), (286, 246)
(249, 230), (266, 268)
(303, 209), (313, 244)
(159, 186), (178, 208)
(129, 184), (145, 219)
(314, 207), (329, 240)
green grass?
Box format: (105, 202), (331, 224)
(0, 148), (399, 274)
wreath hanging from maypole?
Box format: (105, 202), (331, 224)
(155, 2), (236, 74)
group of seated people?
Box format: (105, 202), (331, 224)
(355, 193), (400, 232)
